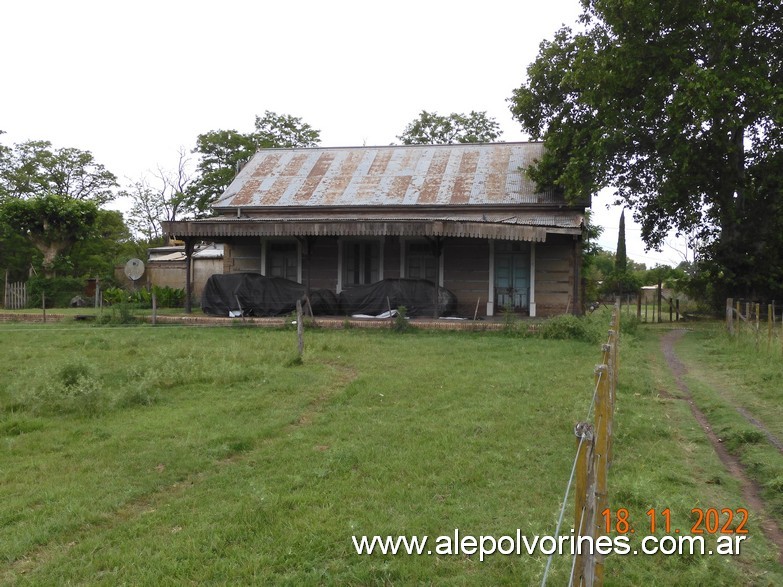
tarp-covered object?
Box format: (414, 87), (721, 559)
(339, 278), (457, 317)
(201, 273), (338, 316)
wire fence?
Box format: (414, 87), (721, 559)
(725, 298), (783, 355)
(542, 301), (620, 587)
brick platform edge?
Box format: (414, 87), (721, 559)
(0, 312), (529, 332)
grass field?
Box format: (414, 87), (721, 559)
(1, 316), (781, 585)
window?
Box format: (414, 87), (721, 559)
(267, 241), (298, 282)
(343, 241), (380, 287)
(406, 242), (437, 282)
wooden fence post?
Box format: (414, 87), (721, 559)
(726, 298), (734, 335)
(594, 363), (610, 586)
(296, 299), (304, 357)
(573, 422), (595, 587)
(152, 292), (157, 326)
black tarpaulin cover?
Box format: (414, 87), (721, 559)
(201, 274), (456, 317)
(201, 273), (338, 316)
(339, 278), (457, 317)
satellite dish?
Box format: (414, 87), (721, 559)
(124, 258), (145, 282)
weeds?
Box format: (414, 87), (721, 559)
(393, 306), (410, 332)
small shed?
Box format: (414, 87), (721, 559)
(146, 243), (223, 301)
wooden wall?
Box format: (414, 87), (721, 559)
(443, 238), (489, 317)
(221, 234), (580, 317)
(535, 234), (578, 316)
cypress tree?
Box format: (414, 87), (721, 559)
(615, 209), (627, 273)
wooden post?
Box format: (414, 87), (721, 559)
(594, 364), (610, 586)
(636, 292), (642, 320)
(669, 297), (673, 323)
(184, 239), (195, 314)
(152, 292), (157, 326)
(42, 291), (46, 323)
(4, 270), (8, 309)
(573, 422), (595, 587)
(768, 304), (773, 351)
(296, 299), (304, 357)
(726, 298), (733, 334)
(657, 280), (663, 323)
(736, 300), (741, 336)
(755, 303), (760, 333)
(676, 298), (680, 322)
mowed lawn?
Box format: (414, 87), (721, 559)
(1, 320), (781, 585)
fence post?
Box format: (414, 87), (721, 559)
(593, 363), (610, 587)
(726, 298), (734, 335)
(573, 422), (595, 587)
(152, 292), (158, 326)
(296, 299), (304, 357)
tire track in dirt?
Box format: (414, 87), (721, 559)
(660, 329), (783, 565)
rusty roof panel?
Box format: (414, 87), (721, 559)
(214, 143), (565, 209)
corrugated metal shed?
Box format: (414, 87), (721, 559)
(214, 142), (561, 209)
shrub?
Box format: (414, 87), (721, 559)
(393, 306), (410, 332)
(15, 361), (108, 416)
(28, 276), (85, 308)
(538, 314), (603, 343)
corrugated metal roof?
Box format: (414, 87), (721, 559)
(214, 142), (562, 209)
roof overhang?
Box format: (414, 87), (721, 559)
(162, 214), (583, 243)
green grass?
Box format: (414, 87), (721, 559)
(0, 319), (781, 585)
(671, 323), (783, 528)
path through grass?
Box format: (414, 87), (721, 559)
(1, 321), (781, 584)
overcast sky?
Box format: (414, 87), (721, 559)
(1, 0), (685, 267)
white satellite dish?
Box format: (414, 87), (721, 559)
(124, 258), (145, 282)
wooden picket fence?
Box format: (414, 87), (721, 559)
(3, 275), (28, 309)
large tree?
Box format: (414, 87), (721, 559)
(0, 140), (118, 205)
(0, 194), (99, 277)
(397, 110), (502, 145)
(186, 112), (321, 215)
(509, 0), (783, 303)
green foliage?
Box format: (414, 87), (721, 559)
(69, 209), (133, 280)
(601, 269), (642, 296)
(11, 361), (107, 416)
(0, 326), (781, 583)
(393, 305), (409, 332)
(102, 285), (184, 309)
(0, 194), (100, 276)
(0, 139), (118, 205)
(615, 209), (627, 272)
(538, 314), (601, 343)
(187, 112), (321, 215)
(509, 1), (783, 303)
(397, 110), (502, 144)
(254, 110), (320, 149)
(27, 275), (85, 308)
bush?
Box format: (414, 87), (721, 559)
(28, 276), (85, 308)
(14, 361), (108, 416)
(538, 314), (604, 344)
(102, 285), (184, 309)
(393, 306), (410, 332)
